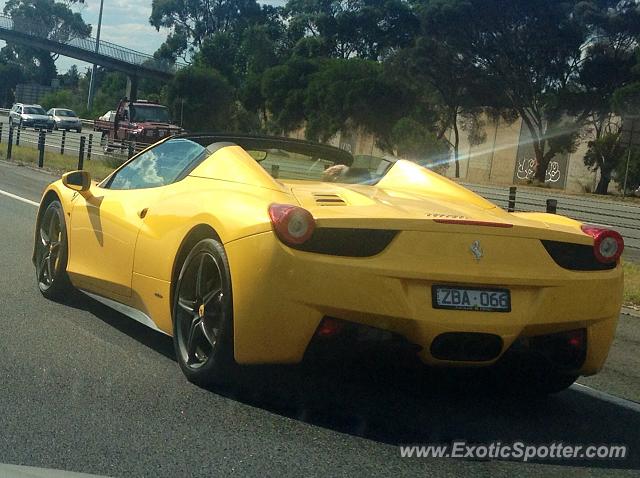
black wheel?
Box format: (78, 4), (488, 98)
(495, 362), (578, 396)
(76, 128), (82, 133)
(172, 238), (235, 386)
(528, 371), (578, 394)
(35, 201), (72, 299)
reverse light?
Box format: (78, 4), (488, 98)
(580, 225), (624, 264)
(268, 204), (316, 245)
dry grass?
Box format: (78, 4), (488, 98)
(624, 262), (640, 308)
(0, 144), (116, 181)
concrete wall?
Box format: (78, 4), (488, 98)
(288, 115), (606, 193)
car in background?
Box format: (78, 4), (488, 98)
(93, 99), (183, 147)
(98, 110), (116, 122)
(47, 108), (82, 133)
(9, 103), (55, 131)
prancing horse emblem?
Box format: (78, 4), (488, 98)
(470, 240), (483, 261)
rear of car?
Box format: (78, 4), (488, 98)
(199, 137), (624, 393)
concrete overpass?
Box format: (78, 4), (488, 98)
(0, 14), (186, 100)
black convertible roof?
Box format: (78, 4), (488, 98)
(178, 133), (355, 166)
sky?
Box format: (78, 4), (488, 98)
(0, 0), (282, 74)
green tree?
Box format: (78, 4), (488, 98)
(149, 0), (265, 60)
(418, 0), (587, 181)
(584, 131), (627, 194)
(388, 117), (450, 170)
(614, 147), (640, 194)
(302, 58), (407, 143)
(285, 0), (418, 60)
(0, 61), (24, 106)
(39, 88), (75, 110)
(388, 36), (481, 177)
(567, 0), (640, 193)
(167, 66), (235, 131)
(261, 57), (320, 133)
(60, 64), (80, 89)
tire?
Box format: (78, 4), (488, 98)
(34, 200), (72, 300)
(172, 238), (235, 386)
(529, 371), (578, 395)
(495, 361), (578, 396)
(76, 128), (82, 134)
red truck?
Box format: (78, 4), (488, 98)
(94, 98), (183, 147)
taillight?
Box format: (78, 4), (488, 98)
(580, 225), (624, 264)
(315, 317), (344, 338)
(268, 204), (315, 245)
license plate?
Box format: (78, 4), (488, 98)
(432, 286), (511, 312)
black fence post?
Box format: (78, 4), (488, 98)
(128, 142), (134, 159)
(78, 136), (86, 170)
(15, 125), (20, 146)
(60, 129), (66, 155)
(87, 133), (93, 160)
(546, 199), (557, 214)
(507, 186), (517, 212)
(38, 130), (45, 168)
(0, 122), (3, 144)
(7, 126), (13, 160)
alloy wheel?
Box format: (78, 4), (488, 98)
(175, 252), (225, 369)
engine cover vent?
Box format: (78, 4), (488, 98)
(313, 193), (346, 206)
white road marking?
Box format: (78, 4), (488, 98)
(572, 383), (640, 413)
(0, 188), (39, 207)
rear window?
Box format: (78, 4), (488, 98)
(24, 107), (46, 115)
(57, 110), (77, 117)
(248, 149), (394, 184)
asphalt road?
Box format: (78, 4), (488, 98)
(0, 161), (639, 477)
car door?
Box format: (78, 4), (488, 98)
(67, 185), (165, 299)
(66, 138), (208, 300)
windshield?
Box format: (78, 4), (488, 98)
(24, 107), (46, 115)
(250, 149), (394, 184)
(131, 105), (171, 123)
(56, 109), (77, 117)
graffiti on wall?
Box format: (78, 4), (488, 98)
(516, 158), (563, 183)
(513, 125), (568, 189)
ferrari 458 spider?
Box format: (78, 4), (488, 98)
(33, 134), (624, 393)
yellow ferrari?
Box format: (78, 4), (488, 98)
(33, 134), (624, 393)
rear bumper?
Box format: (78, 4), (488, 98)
(225, 230), (622, 375)
(56, 121), (81, 129)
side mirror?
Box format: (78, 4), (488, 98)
(62, 170), (91, 193)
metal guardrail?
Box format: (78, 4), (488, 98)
(0, 120), (145, 168)
(463, 183), (640, 250)
(0, 14), (186, 75)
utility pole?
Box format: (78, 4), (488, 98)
(86, 0), (105, 112)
